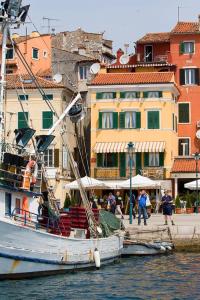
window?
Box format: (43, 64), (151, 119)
(144, 45), (153, 62)
(99, 112), (118, 129)
(143, 91), (162, 98)
(18, 94), (29, 101)
(119, 111), (141, 129)
(15, 198), (21, 214)
(97, 153), (118, 168)
(62, 147), (69, 169)
(102, 112), (113, 129)
(120, 91), (140, 99)
(6, 48), (14, 59)
(149, 153), (160, 167)
(42, 94), (53, 101)
(180, 41), (194, 54)
(178, 138), (190, 156)
(178, 103), (190, 123)
(42, 111), (53, 129)
(43, 50), (48, 58)
(147, 111), (160, 129)
(96, 92), (116, 100)
(79, 66), (89, 80)
(126, 153), (136, 167)
(44, 149), (54, 167)
(180, 68), (199, 85)
(32, 48), (39, 59)
(18, 112), (28, 129)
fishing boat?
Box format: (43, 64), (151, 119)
(0, 1), (123, 279)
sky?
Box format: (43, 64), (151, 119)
(19, 0), (200, 53)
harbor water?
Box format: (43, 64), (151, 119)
(0, 253), (199, 300)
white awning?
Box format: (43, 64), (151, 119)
(93, 141), (165, 153)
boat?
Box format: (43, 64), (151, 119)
(122, 240), (174, 256)
(0, 1), (123, 279)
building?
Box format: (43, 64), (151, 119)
(5, 74), (75, 205)
(89, 71), (179, 190)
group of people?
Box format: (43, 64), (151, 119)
(89, 189), (175, 226)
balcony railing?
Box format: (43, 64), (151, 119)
(94, 167), (164, 180)
(137, 53), (171, 65)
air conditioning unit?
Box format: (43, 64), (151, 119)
(197, 121), (200, 128)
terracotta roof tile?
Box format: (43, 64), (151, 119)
(6, 74), (65, 89)
(90, 72), (174, 85)
(171, 158), (200, 173)
(171, 22), (200, 34)
(137, 32), (170, 44)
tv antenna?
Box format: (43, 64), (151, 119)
(42, 17), (59, 34)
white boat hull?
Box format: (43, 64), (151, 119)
(0, 218), (123, 279)
(122, 241), (173, 256)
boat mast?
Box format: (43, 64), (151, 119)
(0, 21), (8, 161)
(0, 0), (29, 161)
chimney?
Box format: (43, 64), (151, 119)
(198, 15), (200, 31)
(116, 48), (124, 63)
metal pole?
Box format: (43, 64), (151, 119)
(196, 156), (199, 213)
(129, 155), (133, 224)
(0, 22), (8, 161)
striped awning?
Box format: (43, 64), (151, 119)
(93, 141), (165, 153)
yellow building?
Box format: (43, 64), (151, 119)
(5, 74), (75, 206)
(89, 72), (179, 188)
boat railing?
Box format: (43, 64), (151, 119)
(11, 208), (63, 235)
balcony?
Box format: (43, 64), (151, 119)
(94, 167), (165, 180)
(136, 53), (172, 65)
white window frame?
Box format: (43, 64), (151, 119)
(178, 102), (191, 124)
(125, 111), (137, 129)
(183, 41), (195, 54)
(79, 65), (89, 80)
(32, 48), (39, 60)
(44, 147), (54, 167)
(62, 147), (69, 169)
(149, 153), (159, 167)
(184, 68), (196, 85)
(144, 45), (153, 62)
(178, 137), (190, 156)
(102, 112), (113, 129)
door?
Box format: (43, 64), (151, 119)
(144, 45), (153, 62)
(5, 193), (12, 216)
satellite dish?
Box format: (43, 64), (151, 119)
(90, 63), (101, 75)
(196, 130), (200, 139)
(53, 73), (63, 83)
(119, 54), (129, 65)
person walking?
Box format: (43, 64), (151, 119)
(115, 191), (124, 219)
(107, 192), (116, 214)
(162, 190), (175, 225)
(138, 190), (148, 226)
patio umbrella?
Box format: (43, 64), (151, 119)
(64, 176), (109, 190)
(117, 174), (161, 189)
(184, 179), (200, 190)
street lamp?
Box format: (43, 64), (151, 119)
(127, 141), (135, 224)
(193, 152), (200, 213)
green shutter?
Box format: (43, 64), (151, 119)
(97, 154), (103, 167)
(143, 91), (148, 98)
(148, 111), (159, 129)
(113, 92), (116, 99)
(119, 112), (125, 129)
(178, 103), (189, 123)
(172, 113), (175, 130)
(96, 93), (103, 100)
(98, 112), (102, 129)
(18, 112), (28, 129)
(54, 149), (59, 167)
(136, 153), (142, 175)
(120, 92), (126, 99)
(144, 153), (149, 167)
(113, 112), (118, 129)
(119, 153), (126, 177)
(136, 112), (141, 129)
(179, 42), (184, 54)
(112, 153), (118, 167)
(158, 91), (162, 98)
(42, 111), (53, 129)
(136, 92), (140, 98)
(159, 152), (164, 167)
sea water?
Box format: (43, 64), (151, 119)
(0, 253), (199, 300)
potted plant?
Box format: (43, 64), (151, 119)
(186, 193), (194, 214)
(175, 195), (182, 214)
